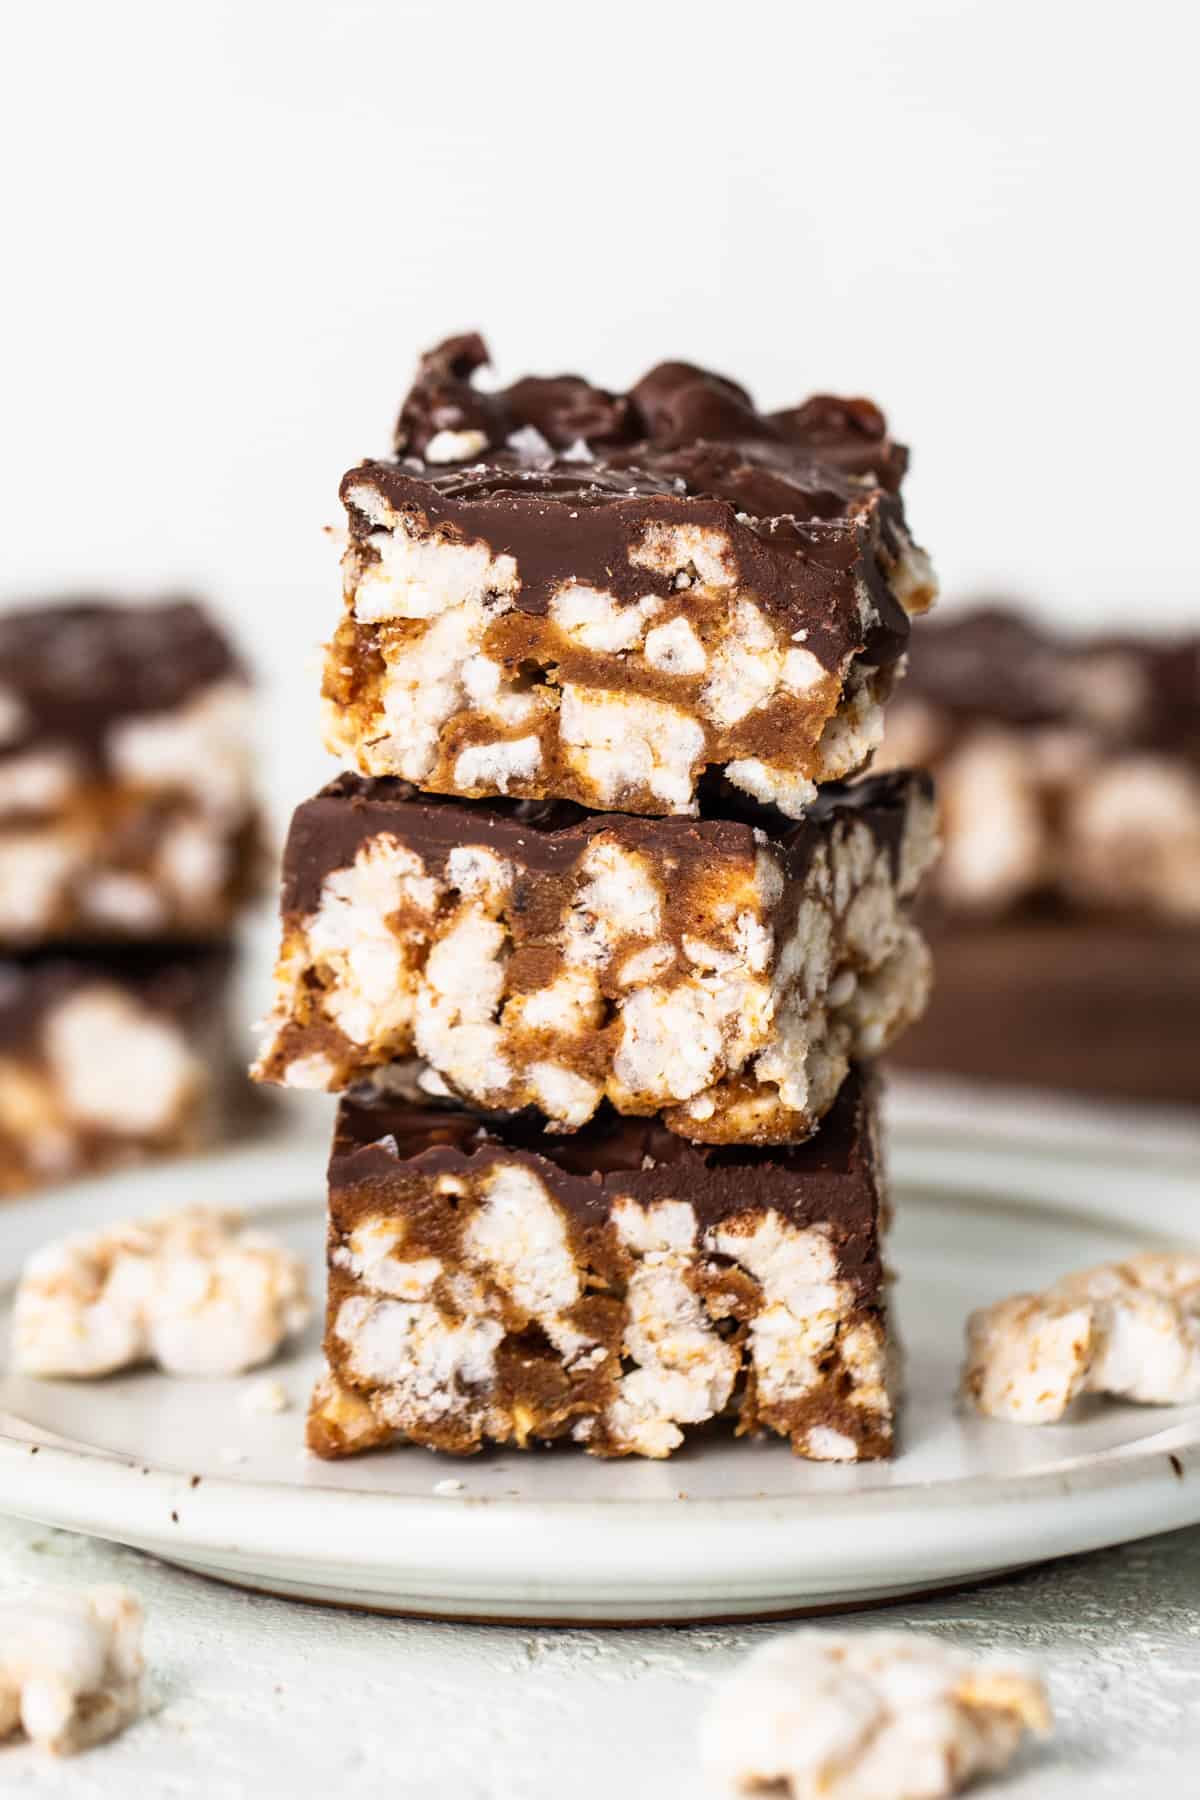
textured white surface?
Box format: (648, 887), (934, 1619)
(0, 1515), (1199, 1796)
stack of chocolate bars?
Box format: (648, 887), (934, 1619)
(881, 607), (1200, 1107)
(0, 599), (261, 1193)
(255, 336), (940, 1461)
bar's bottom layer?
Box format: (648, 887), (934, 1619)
(308, 1073), (895, 1462)
(888, 917), (1200, 1107)
(0, 946), (242, 1196)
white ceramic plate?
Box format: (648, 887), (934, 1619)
(0, 1121), (1198, 1623)
(886, 1075), (1200, 1165)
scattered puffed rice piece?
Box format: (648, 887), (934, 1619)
(240, 1377), (291, 1416)
(11, 1207), (312, 1380)
(702, 1628), (1049, 1799)
(0, 1585), (143, 1756)
(965, 1252), (1200, 1424)
(432, 1479), (465, 1496)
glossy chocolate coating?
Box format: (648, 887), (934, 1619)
(331, 1069), (884, 1301)
(342, 334), (924, 679)
(280, 768), (928, 921)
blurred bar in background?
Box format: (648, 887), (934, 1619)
(0, 945), (237, 1195)
(881, 606), (1200, 1107)
(0, 597), (265, 1191)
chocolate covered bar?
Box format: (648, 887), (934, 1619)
(0, 599), (262, 943)
(877, 605), (1200, 1105)
(0, 947), (237, 1194)
(254, 770), (936, 1143)
(308, 1070), (894, 1461)
(322, 336), (936, 819)
(877, 607), (1200, 919)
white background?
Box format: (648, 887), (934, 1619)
(2, 0), (1197, 819)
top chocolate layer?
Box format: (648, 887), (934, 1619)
(330, 1068), (883, 1298)
(903, 605), (1200, 757)
(396, 333), (909, 489)
(341, 335), (931, 678)
(0, 599), (244, 762)
(280, 767), (926, 921)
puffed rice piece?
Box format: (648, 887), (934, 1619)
(240, 1375), (291, 1414)
(701, 1628), (1049, 1799)
(0, 1586), (143, 1755)
(11, 1207), (312, 1379)
(964, 1253), (1200, 1424)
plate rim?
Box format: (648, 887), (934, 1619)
(1, 1126), (1198, 1616)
